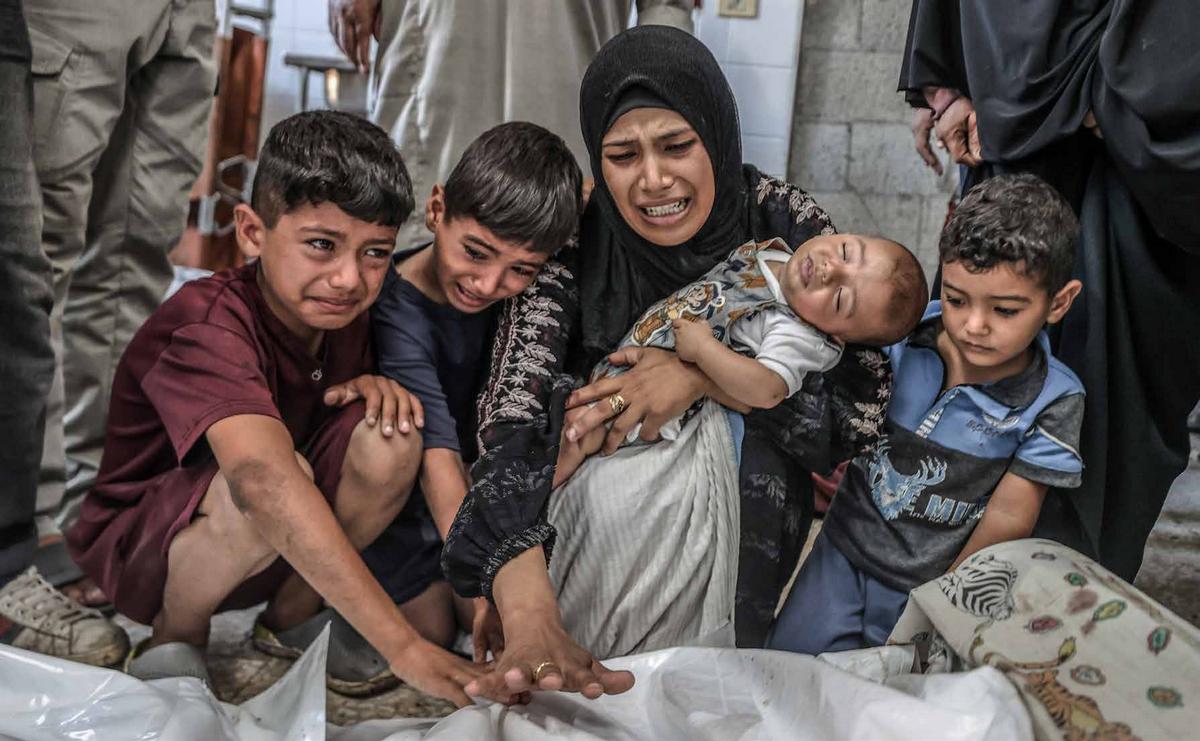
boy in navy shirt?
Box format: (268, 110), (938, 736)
(768, 174), (1086, 655)
(364, 122), (582, 665)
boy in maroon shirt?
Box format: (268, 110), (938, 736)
(66, 111), (486, 706)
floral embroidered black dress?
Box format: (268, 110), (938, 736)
(443, 167), (892, 646)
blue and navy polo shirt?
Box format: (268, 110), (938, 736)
(822, 301), (1085, 592)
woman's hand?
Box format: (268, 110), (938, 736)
(470, 548), (632, 704)
(552, 406), (604, 488)
(328, 0), (381, 73)
(464, 609), (634, 703)
(934, 97), (982, 166)
(911, 108), (945, 175)
(565, 347), (708, 454)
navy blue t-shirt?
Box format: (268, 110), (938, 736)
(371, 246), (494, 460)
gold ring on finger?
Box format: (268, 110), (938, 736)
(608, 394), (628, 415)
(532, 660), (558, 683)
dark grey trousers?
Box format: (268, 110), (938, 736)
(0, 0), (55, 586)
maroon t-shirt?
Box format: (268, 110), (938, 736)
(67, 263), (372, 571)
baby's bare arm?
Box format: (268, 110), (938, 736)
(696, 346), (789, 409)
(671, 317), (788, 409)
(689, 347), (788, 412)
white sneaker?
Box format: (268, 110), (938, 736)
(0, 567), (129, 666)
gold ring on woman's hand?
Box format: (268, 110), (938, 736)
(608, 393), (628, 415)
(532, 660), (558, 683)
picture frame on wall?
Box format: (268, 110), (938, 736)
(717, 0), (759, 18)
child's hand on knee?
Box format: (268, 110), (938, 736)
(324, 374), (425, 438)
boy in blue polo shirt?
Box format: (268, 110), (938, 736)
(767, 174), (1085, 655)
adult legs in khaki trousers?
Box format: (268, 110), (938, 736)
(25, 0), (215, 562)
(367, 0), (692, 248)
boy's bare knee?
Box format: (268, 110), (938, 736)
(343, 420), (422, 498)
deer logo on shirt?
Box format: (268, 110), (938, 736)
(867, 441), (947, 520)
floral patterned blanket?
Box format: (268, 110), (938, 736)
(891, 539), (1199, 741)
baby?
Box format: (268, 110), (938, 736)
(555, 234), (928, 485)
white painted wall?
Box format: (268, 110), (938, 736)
(694, 1), (806, 178)
(237, 1), (805, 178)
(223, 0), (346, 139)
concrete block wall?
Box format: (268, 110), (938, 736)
(788, 0), (957, 279)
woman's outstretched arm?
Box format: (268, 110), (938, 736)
(442, 247), (644, 701)
(441, 253), (579, 600)
(463, 546), (635, 702)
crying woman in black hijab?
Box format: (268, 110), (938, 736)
(575, 25), (751, 373)
(444, 28), (898, 703)
(565, 27), (886, 470)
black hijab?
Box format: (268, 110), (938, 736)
(576, 25), (749, 368)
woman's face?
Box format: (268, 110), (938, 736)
(600, 107), (716, 246)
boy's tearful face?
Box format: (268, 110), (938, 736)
(238, 201), (397, 345)
(424, 190), (549, 314)
(433, 217), (547, 313)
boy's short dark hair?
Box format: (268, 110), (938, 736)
(443, 122), (583, 255)
(859, 239), (928, 346)
(939, 174), (1079, 294)
(251, 110), (414, 229)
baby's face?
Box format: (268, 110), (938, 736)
(781, 234), (903, 343)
